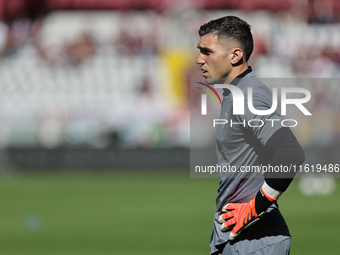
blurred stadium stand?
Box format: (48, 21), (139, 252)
(0, 0), (340, 169)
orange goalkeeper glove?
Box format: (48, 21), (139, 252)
(218, 183), (281, 241)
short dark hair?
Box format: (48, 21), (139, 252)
(199, 16), (253, 61)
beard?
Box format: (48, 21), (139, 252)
(205, 77), (227, 85)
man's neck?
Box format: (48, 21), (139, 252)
(228, 63), (249, 79)
(222, 63), (250, 85)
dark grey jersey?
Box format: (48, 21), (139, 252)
(210, 71), (289, 254)
(215, 71), (283, 208)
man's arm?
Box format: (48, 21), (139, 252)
(264, 126), (305, 191)
(219, 127), (305, 240)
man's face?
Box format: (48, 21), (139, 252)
(196, 33), (233, 84)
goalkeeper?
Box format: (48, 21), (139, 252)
(196, 16), (305, 254)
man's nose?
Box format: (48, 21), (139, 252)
(196, 53), (205, 65)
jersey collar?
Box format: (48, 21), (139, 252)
(223, 66), (252, 96)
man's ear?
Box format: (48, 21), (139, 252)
(230, 48), (244, 65)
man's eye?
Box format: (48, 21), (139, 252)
(202, 50), (211, 55)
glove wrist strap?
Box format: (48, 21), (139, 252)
(262, 181), (282, 200)
(254, 183), (281, 214)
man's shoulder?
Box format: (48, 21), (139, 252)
(238, 72), (264, 88)
(236, 73), (276, 108)
(238, 73), (272, 95)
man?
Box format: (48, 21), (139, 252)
(196, 16), (304, 254)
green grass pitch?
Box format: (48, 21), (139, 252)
(0, 171), (339, 255)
